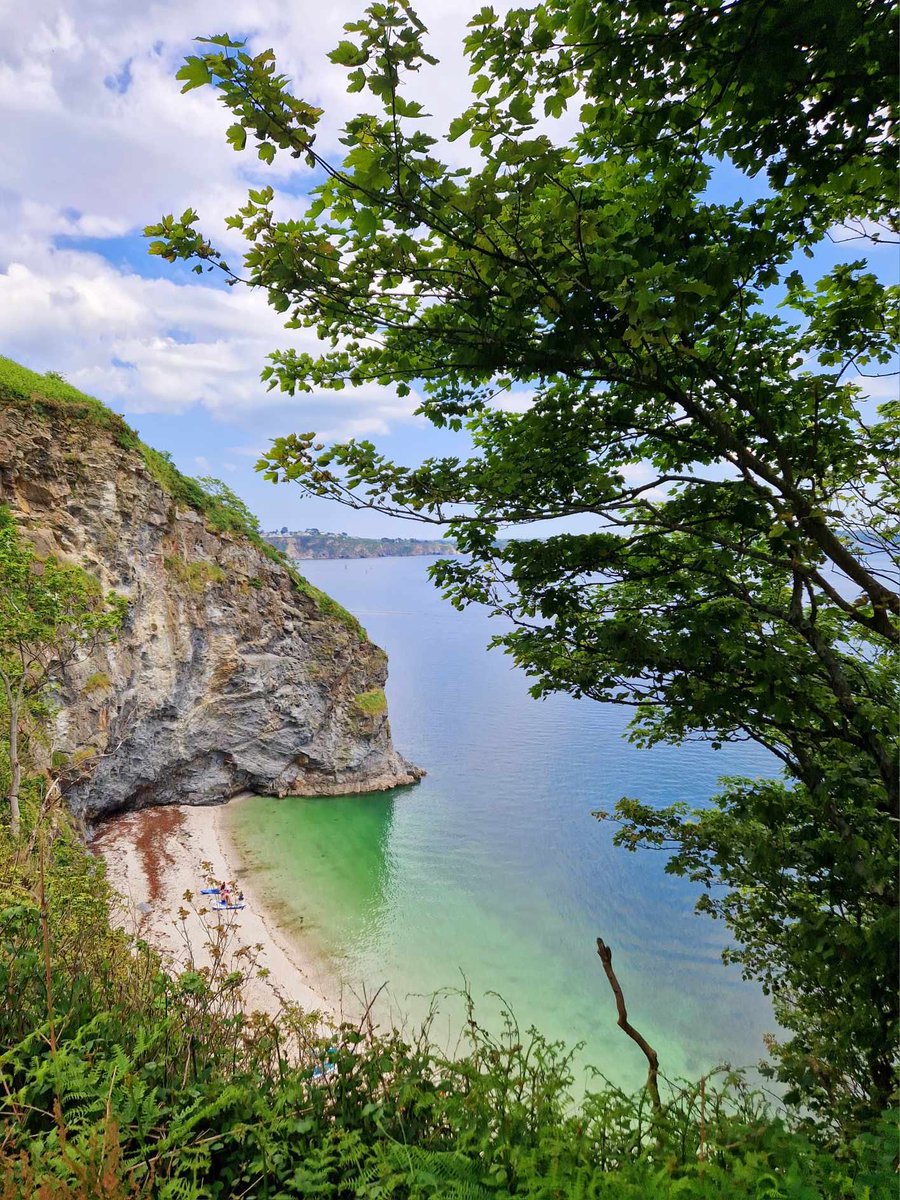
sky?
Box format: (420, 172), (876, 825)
(1, 3), (895, 537)
(0, 0), (515, 536)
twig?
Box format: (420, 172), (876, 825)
(38, 841), (57, 1057)
(596, 937), (661, 1112)
(699, 1074), (707, 1174)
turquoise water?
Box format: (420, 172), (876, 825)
(229, 556), (778, 1088)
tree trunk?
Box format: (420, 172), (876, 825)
(7, 699), (21, 840)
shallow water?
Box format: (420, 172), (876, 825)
(228, 556), (778, 1089)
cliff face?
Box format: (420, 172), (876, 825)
(0, 389), (422, 820)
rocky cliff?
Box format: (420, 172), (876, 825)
(0, 363), (422, 820)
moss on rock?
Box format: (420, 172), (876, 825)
(353, 688), (388, 717)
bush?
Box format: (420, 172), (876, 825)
(82, 673), (112, 696)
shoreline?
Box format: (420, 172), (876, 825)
(92, 798), (341, 1020)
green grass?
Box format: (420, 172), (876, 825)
(0, 356), (140, 450)
(163, 555), (227, 593)
(353, 688), (388, 717)
(287, 564), (368, 640)
(0, 355), (366, 637)
(82, 672), (112, 695)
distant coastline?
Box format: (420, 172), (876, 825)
(264, 529), (459, 560)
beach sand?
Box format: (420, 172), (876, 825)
(92, 800), (339, 1019)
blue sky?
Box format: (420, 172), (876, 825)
(1, 2), (894, 536)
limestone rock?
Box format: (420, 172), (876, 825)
(0, 398), (423, 819)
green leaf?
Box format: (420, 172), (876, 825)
(328, 40), (368, 67)
(448, 116), (471, 142)
(175, 57), (212, 93)
(355, 208), (378, 238)
(226, 124), (247, 152)
(508, 93), (533, 123)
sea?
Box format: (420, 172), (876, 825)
(227, 555), (779, 1091)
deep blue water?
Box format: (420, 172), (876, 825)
(231, 555), (779, 1089)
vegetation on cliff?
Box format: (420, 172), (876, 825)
(0, 509), (125, 838)
(0, 357), (270, 552)
(0, 357), (363, 639)
(352, 687), (388, 717)
(0, 809), (895, 1199)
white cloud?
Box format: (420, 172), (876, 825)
(852, 367), (899, 402)
(0, 0), (515, 439)
(491, 389), (536, 415)
(0, 234), (429, 437)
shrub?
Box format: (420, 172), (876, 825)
(352, 688), (387, 717)
(162, 555), (226, 593)
(82, 673), (112, 695)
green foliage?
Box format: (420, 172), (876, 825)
(137, 453), (264, 550)
(287, 565), (367, 640)
(81, 673), (112, 696)
(162, 555), (227, 594)
(149, 0), (899, 1128)
(0, 534), (125, 694)
(0, 356), (140, 450)
(0, 511), (126, 838)
(138, 445), (211, 510)
(139, 456), (265, 546)
(352, 688), (387, 717)
(196, 477), (261, 536)
(1, 823), (894, 1198)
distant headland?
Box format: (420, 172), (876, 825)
(264, 529), (459, 559)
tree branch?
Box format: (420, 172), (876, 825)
(596, 937), (661, 1112)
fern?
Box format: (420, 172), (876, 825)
(384, 1144), (496, 1198)
(1, 823), (893, 1200)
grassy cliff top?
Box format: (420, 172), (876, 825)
(0, 356), (365, 639)
(0, 355), (266, 541)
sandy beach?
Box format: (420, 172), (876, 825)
(93, 799), (339, 1020)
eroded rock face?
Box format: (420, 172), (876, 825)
(0, 402), (423, 819)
